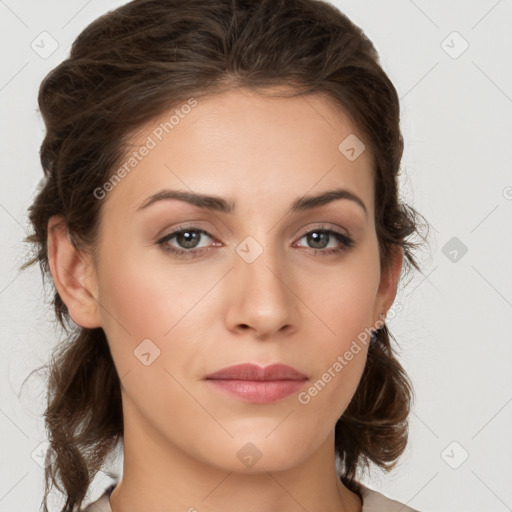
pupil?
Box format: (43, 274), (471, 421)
(178, 230), (199, 248)
(309, 231), (328, 249)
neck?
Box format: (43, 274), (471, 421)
(109, 393), (362, 512)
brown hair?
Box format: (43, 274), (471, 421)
(21, 0), (429, 510)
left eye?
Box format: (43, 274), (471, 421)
(157, 228), (214, 255)
(157, 227), (354, 257)
(294, 229), (354, 253)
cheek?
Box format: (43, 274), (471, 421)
(298, 346), (368, 437)
(301, 286), (372, 411)
(299, 242), (380, 409)
(94, 242), (225, 392)
(311, 242), (381, 344)
(94, 247), (176, 369)
(96, 242), (204, 337)
(295, 288), (373, 438)
(95, 259), (210, 442)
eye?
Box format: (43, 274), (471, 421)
(157, 228), (218, 257)
(156, 225), (355, 258)
(294, 228), (354, 255)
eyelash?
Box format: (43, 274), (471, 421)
(156, 225), (355, 258)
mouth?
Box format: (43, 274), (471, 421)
(204, 363), (308, 403)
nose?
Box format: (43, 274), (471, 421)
(224, 242), (299, 340)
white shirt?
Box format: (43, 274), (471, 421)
(81, 482), (419, 511)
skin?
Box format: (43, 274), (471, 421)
(47, 87), (402, 512)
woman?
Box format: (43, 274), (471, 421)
(22, 0), (428, 510)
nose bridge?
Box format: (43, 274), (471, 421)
(228, 232), (296, 335)
(236, 233), (289, 300)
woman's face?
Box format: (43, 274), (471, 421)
(82, 88), (400, 472)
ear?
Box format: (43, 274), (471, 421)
(372, 245), (403, 326)
(47, 215), (102, 328)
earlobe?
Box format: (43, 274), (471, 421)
(47, 215), (102, 329)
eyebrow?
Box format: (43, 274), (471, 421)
(137, 187), (367, 217)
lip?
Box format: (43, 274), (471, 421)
(205, 363), (307, 381)
(204, 363), (308, 403)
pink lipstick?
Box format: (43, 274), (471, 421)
(204, 363), (308, 403)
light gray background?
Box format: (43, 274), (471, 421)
(1, 1), (511, 511)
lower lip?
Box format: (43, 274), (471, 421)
(205, 379), (307, 403)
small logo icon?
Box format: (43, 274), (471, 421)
(31, 441), (57, 469)
(338, 134), (366, 162)
(31, 31), (59, 59)
(441, 31), (469, 59)
(236, 236), (264, 263)
(441, 441), (469, 469)
(442, 236), (468, 263)
(134, 338), (161, 366)
(237, 442), (263, 468)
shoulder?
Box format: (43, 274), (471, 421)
(359, 482), (420, 512)
(81, 484), (115, 512)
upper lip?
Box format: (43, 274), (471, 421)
(204, 363), (308, 381)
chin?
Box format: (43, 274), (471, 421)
(191, 430), (316, 474)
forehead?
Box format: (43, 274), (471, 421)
(102, 87), (375, 219)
